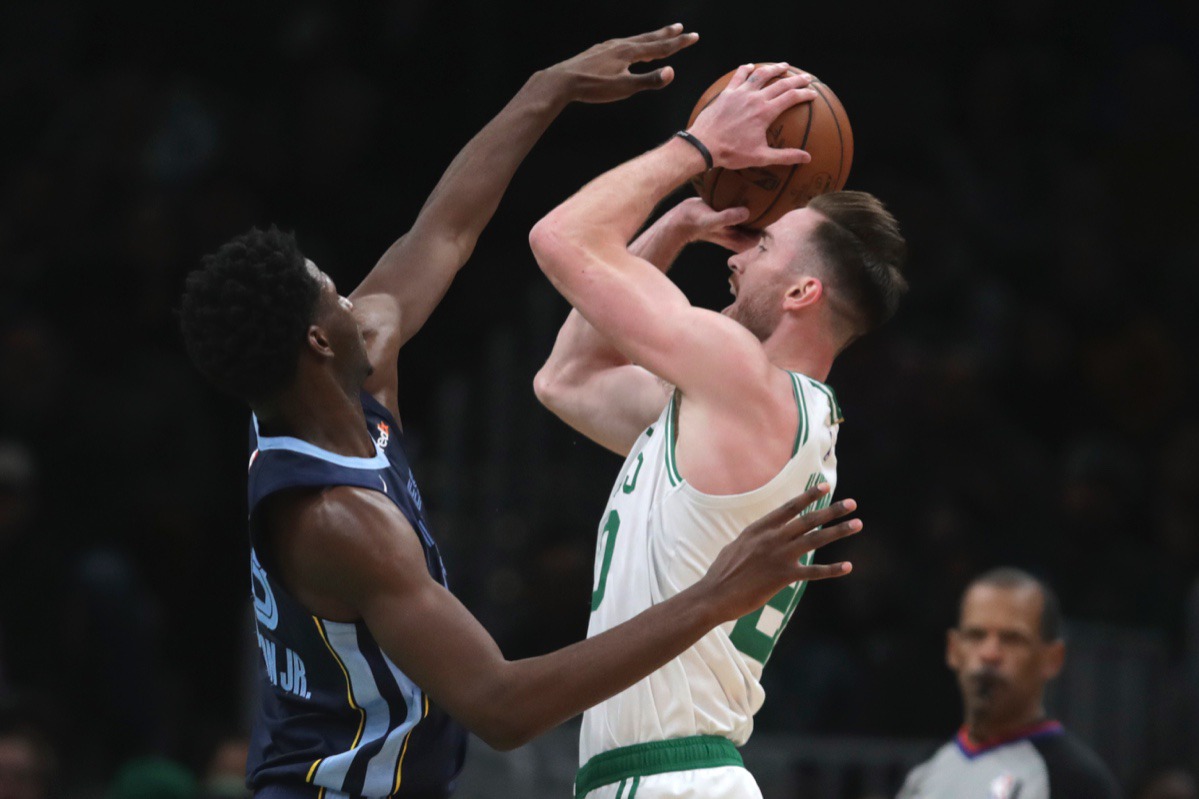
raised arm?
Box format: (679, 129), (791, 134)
(529, 63), (816, 410)
(534, 199), (756, 456)
(350, 25), (699, 414)
(280, 483), (859, 751)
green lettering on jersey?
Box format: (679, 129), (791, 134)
(622, 453), (644, 494)
(729, 473), (831, 664)
(591, 510), (620, 611)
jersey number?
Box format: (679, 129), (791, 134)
(728, 554), (813, 664)
(729, 480), (831, 664)
(591, 510), (620, 611)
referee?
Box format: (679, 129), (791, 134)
(897, 568), (1121, 799)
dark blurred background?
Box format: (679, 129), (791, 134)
(0, 1), (1196, 797)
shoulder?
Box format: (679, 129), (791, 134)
(897, 741), (956, 797)
(1032, 730), (1122, 799)
(272, 486), (426, 607)
(285, 485), (413, 554)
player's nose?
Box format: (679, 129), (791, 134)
(977, 635), (1004, 662)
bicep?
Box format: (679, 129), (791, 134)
(349, 293), (404, 416)
(351, 228), (468, 347)
(300, 490), (512, 733)
(357, 562), (513, 730)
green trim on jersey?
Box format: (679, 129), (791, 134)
(664, 393), (681, 486)
(789, 371), (809, 454)
(666, 374), (812, 485)
(611, 775), (640, 799)
(575, 736), (743, 798)
(806, 377), (843, 424)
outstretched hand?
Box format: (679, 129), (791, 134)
(546, 24), (699, 104)
(687, 62), (818, 171)
(698, 483), (861, 623)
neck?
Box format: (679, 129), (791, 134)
(254, 374), (375, 458)
(965, 704), (1048, 744)
(762, 321), (837, 382)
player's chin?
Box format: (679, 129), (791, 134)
(720, 304), (734, 317)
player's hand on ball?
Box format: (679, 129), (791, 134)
(662, 198), (758, 252)
(545, 23), (699, 104)
(687, 62), (818, 170)
(698, 483), (860, 623)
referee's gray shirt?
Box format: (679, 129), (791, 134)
(897, 721), (1121, 799)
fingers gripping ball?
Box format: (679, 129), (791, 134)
(687, 65), (853, 230)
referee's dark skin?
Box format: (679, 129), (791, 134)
(899, 570), (1121, 799)
(948, 578), (1064, 743)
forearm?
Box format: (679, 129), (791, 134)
(497, 582), (720, 747)
(536, 137), (705, 259)
(352, 71), (574, 339)
(629, 207), (694, 273)
(410, 70), (569, 246)
(538, 211), (690, 383)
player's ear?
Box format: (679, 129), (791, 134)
(307, 324), (335, 358)
(783, 276), (823, 311)
(1041, 639), (1066, 681)
(946, 628), (962, 671)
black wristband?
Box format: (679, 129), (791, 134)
(674, 130), (714, 170)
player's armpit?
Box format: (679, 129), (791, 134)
(350, 293), (404, 418)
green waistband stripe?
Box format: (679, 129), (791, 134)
(575, 736), (743, 798)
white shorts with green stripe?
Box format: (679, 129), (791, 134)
(575, 736), (762, 799)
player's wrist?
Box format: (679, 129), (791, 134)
(654, 203), (702, 244)
(674, 130), (713, 170)
(680, 123), (730, 169)
(675, 579), (727, 630)
(667, 131), (716, 178)
(525, 69), (574, 114)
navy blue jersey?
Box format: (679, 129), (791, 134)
(245, 394), (467, 799)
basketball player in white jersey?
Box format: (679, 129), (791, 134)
(530, 62), (908, 798)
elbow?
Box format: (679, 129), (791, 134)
(470, 699), (540, 752)
(529, 212), (589, 280)
(457, 666), (541, 751)
(477, 721), (535, 752)
(532, 366), (561, 410)
(528, 215), (563, 274)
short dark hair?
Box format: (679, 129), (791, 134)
(962, 567), (1064, 642)
(806, 191), (908, 334)
(180, 227), (321, 403)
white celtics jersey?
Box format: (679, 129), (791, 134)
(580, 371), (843, 764)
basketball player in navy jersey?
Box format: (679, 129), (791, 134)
(180, 26), (863, 799)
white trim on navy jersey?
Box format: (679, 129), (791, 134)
(252, 414), (390, 470)
(315, 622), (425, 796)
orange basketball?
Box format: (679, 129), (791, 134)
(686, 65), (853, 230)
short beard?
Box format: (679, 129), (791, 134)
(726, 293), (781, 342)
